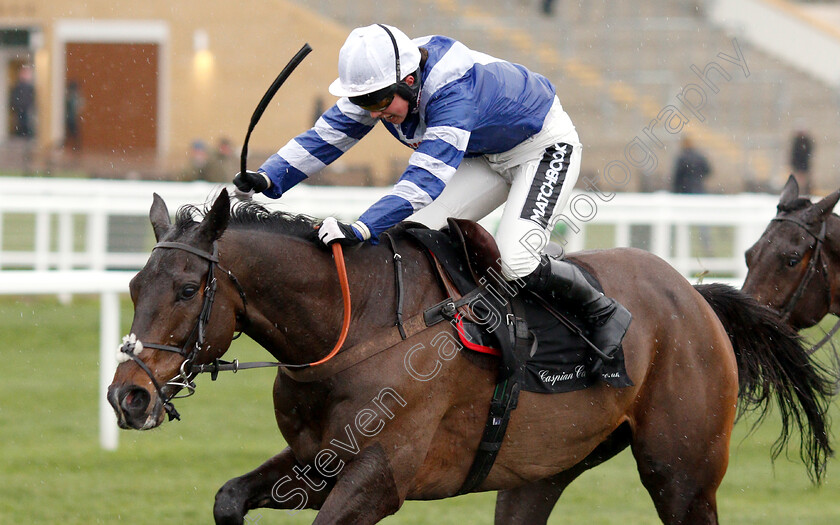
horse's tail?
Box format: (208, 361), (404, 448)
(694, 282), (835, 482)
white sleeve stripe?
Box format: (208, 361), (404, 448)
(313, 121), (359, 153)
(281, 140), (327, 174)
(409, 152), (458, 183)
(352, 220), (371, 240)
(424, 126), (470, 150)
(336, 97), (378, 125)
(392, 180), (434, 211)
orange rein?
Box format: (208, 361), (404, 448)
(310, 243), (352, 366)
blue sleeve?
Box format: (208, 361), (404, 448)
(259, 100), (377, 199)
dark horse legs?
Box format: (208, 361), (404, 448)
(310, 443), (401, 524)
(495, 414), (729, 525)
(214, 444), (401, 525)
(629, 364), (733, 525)
(214, 447), (329, 524)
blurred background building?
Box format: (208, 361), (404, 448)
(3, 0), (840, 193)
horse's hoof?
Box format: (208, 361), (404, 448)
(214, 483), (246, 525)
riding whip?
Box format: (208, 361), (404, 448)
(238, 43), (313, 196)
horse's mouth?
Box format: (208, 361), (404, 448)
(108, 385), (166, 430)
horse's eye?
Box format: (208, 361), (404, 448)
(787, 257), (801, 267)
(179, 284), (199, 300)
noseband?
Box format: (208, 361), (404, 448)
(118, 241), (248, 421)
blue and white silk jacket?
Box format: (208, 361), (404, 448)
(259, 35), (556, 240)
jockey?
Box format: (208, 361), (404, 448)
(233, 24), (631, 358)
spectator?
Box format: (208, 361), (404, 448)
(64, 80), (84, 152)
(178, 140), (210, 181)
(312, 96), (325, 126)
(204, 137), (237, 183)
(673, 135), (712, 255)
(672, 135), (711, 194)
(542, 0), (556, 16)
(789, 126), (814, 195)
(9, 65), (35, 138)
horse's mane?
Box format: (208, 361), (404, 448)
(173, 201), (320, 242)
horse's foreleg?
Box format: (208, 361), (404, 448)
(213, 446), (329, 525)
(311, 443), (401, 525)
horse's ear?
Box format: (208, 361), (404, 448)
(150, 193), (171, 242)
(197, 189), (230, 244)
(811, 188), (840, 222)
(778, 175), (800, 210)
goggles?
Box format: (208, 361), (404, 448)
(349, 84), (396, 112)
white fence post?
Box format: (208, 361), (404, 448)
(99, 291), (120, 451)
(35, 209), (50, 271)
(58, 212), (73, 304)
(88, 208), (107, 271)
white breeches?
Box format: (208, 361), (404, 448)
(406, 97), (581, 280)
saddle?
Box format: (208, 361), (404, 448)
(404, 218), (633, 394)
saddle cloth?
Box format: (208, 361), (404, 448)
(403, 223), (633, 394)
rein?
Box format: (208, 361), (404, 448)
(769, 216), (839, 355)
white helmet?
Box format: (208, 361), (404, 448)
(328, 24), (421, 98)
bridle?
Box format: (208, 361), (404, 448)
(770, 216), (828, 322)
(768, 215), (839, 354)
(118, 241), (247, 421)
(118, 240), (351, 422)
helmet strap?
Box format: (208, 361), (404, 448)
(377, 24), (422, 115)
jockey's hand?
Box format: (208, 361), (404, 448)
(233, 170), (271, 193)
(317, 217), (363, 247)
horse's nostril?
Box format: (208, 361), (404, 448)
(120, 386), (150, 414)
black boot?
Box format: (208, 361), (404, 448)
(525, 256), (632, 365)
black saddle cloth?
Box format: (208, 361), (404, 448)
(402, 225), (633, 394)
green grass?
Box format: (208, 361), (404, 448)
(1, 297), (839, 524)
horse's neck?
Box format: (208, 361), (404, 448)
(224, 233), (401, 364)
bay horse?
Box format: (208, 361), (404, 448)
(108, 189), (833, 525)
(743, 175), (840, 331)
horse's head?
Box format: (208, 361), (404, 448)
(108, 190), (241, 430)
(743, 175), (840, 329)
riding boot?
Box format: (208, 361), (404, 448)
(525, 256), (632, 369)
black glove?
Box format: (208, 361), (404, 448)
(233, 170), (271, 193)
(317, 217), (363, 247)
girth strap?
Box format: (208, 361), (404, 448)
(382, 232), (407, 340)
(458, 378), (520, 494)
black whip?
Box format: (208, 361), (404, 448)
(240, 43), (313, 177)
